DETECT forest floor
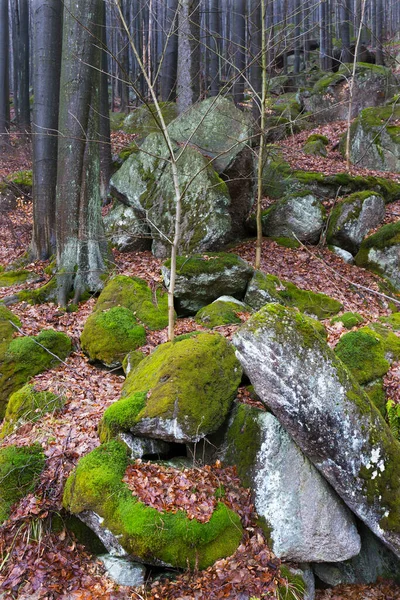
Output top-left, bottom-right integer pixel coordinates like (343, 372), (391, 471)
(0, 124), (400, 599)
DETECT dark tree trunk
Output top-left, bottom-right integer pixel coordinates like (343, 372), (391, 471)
(12, 0), (30, 130)
(56, 0), (109, 306)
(250, 0), (262, 122)
(293, 0), (301, 74)
(31, 0), (62, 260)
(340, 0), (352, 63)
(177, 0), (200, 114)
(209, 0), (220, 96)
(161, 0), (179, 101)
(232, 0), (246, 105)
(99, 0), (111, 204)
(0, 0), (9, 150)
(375, 0), (384, 64)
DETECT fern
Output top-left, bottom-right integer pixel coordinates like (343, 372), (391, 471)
(386, 399), (400, 439)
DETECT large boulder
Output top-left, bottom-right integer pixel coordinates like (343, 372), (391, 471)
(260, 192), (326, 244)
(123, 102), (178, 140)
(194, 297), (249, 328)
(162, 253), (254, 315)
(345, 103), (400, 171)
(99, 332), (242, 444)
(233, 303), (400, 559)
(223, 403), (361, 562)
(326, 191), (386, 254)
(63, 441), (243, 569)
(355, 222), (400, 290)
(103, 202), (151, 252)
(303, 64), (398, 124)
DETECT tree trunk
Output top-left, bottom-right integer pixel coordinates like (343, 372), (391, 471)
(250, 0), (262, 123)
(0, 0), (9, 150)
(375, 0), (384, 65)
(161, 0), (179, 101)
(56, 0), (109, 306)
(31, 0), (62, 260)
(232, 0), (246, 105)
(13, 0), (30, 130)
(340, 0), (352, 63)
(177, 0), (200, 114)
(209, 0), (220, 96)
(99, 0), (111, 204)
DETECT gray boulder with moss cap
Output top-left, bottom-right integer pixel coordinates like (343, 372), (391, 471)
(99, 332), (242, 444)
(233, 303), (400, 559)
(261, 193), (326, 244)
(355, 222), (400, 290)
(223, 403), (361, 562)
(162, 253), (253, 315)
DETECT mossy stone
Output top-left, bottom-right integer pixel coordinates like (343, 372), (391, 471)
(0, 269), (31, 288)
(331, 312), (365, 329)
(271, 236), (301, 249)
(122, 350), (145, 376)
(363, 379), (387, 417)
(303, 139), (328, 157)
(355, 222), (400, 289)
(80, 307), (146, 368)
(123, 102), (178, 139)
(0, 329), (72, 420)
(94, 275), (170, 330)
(379, 313), (400, 331)
(63, 441), (243, 569)
(278, 565), (306, 600)
(0, 305), (21, 356)
(0, 384), (65, 438)
(17, 277), (58, 304)
(99, 332), (242, 443)
(334, 326), (400, 385)
(0, 443), (45, 523)
(195, 300), (244, 328)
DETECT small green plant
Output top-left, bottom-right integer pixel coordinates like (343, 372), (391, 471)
(386, 399), (400, 439)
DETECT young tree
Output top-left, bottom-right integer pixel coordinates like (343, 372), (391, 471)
(31, 0), (63, 260)
(0, 0), (9, 150)
(56, 0), (109, 305)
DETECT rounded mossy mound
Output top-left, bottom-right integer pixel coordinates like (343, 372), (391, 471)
(195, 300), (245, 328)
(63, 441), (243, 569)
(94, 275), (170, 331)
(81, 307), (146, 368)
(0, 443), (45, 524)
(0, 305), (21, 356)
(303, 135), (328, 157)
(0, 384), (65, 438)
(355, 222), (400, 290)
(99, 332), (242, 443)
(0, 269), (31, 288)
(122, 350), (146, 376)
(335, 326), (400, 385)
(0, 329), (72, 420)
(331, 312), (365, 329)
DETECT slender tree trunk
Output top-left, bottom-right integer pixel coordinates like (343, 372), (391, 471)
(31, 0), (62, 260)
(341, 0), (352, 63)
(56, 0), (109, 306)
(250, 0), (262, 123)
(293, 0), (301, 74)
(0, 0), (10, 150)
(12, 0), (30, 130)
(232, 0), (246, 105)
(161, 0), (179, 101)
(176, 0), (201, 114)
(99, 0), (111, 204)
(255, 0), (267, 270)
(209, 0), (220, 96)
(375, 0), (384, 64)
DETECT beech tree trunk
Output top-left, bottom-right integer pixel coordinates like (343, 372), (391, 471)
(31, 0), (62, 260)
(177, 0), (200, 114)
(12, 0), (30, 130)
(209, 0), (220, 96)
(232, 0), (246, 105)
(0, 0), (9, 150)
(56, 0), (109, 306)
(161, 0), (179, 101)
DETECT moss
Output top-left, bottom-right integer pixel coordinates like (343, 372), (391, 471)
(6, 170), (32, 188)
(63, 441), (243, 569)
(357, 221), (400, 252)
(17, 278), (58, 304)
(0, 305), (21, 356)
(122, 350), (145, 375)
(0, 444), (45, 523)
(0, 384), (65, 438)
(0, 269), (31, 288)
(261, 146), (292, 199)
(195, 301), (244, 328)
(278, 565), (306, 600)
(0, 329), (72, 420)
(224, 403), (263, 488)
(363, 379), (387, 417)
(100, 332), (242, 442)
(51, 512), (107, 555)
(81, 307), (146, 367)
(99, 392), (147, 441)
(109, 111), (126, 131)
(312, 71), (346, 94)
(271, 236), (301, 249)
(95, 275), (170, 331)
(379, 313), (400, 331)
(164, 253), (246, 278)
(303, 139), (328, 157)
(306, 134), (329, 145)
(331, 312), (365, 329)
(123, 102), (178, 138)
(335, 326), (400, 385)
(327, 191), (383, 245)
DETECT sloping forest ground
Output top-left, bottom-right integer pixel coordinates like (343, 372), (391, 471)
(0, 121), (400, 599)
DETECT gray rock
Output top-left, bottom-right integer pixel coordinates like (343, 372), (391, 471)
(99, 554), (146, 587)
(223, 404), (361, 562)
(330, 246), (354, 264)
(213, 296), (247, 307)
(262, 193), (326, 244)
(244, 270), (284, 310)
(327, 192), (385, 254)
(78, 511), (127, 556)
(355, 222), (400, 290)
(233, 303), (400, 559)
(103, 203), (151, 252)
(118, 433), (172, 459)
(314, 522), (400, 585)
(162, 252), (254, 315)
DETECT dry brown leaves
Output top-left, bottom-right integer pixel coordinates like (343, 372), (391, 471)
(315, 579), (400, 600)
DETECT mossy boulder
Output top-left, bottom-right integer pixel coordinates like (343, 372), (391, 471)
(123, 102), (178, 140)
(303, 134), (329, 157)
(345, 102), (400, 171)
(195, 297), (249, 328)
(80, 307), (146, 368)
(162, 253), (254, 315)
(103, 203), (151, 252)
(94, 275), (170, 330)
(0, 329), (72, 420)
(233, 303), (400, 559)
(122, 350), (145, 376)
(244, 270), (342, 319)
(99, 332), (242, 443)
(0, 384), (65, 438)
(0, 443), (45, 523)
(327, 191), (385, 254)
(63, 441), (243, 568)
(355, 222), (400, 290)
(304, 63), (398, 123)
(0, 305), (21, 356)
(260, 192), (326, 244)
(334, 326), (400, 385)
(0, 269), (32, 288)
(331, 312), (365, 329)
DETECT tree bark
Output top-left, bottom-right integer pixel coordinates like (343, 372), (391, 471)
(12, 0), (30, 130)
(249, 0), (262, 123)
(232, 0), (246, 105)
(340, 0), (352, 63)
(31, 0), (62, 260)
(209, 0), (220, 96)
(161, 0), (179, 101)
(0, 0), (10, 150)
(56, 0), (109, 306)
(176, 0), (200, 114)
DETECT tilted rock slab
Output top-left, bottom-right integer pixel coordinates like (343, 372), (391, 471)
(224, 403), (361, 562)
(233, 303), (400, 558)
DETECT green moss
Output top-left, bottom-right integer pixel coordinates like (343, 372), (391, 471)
(357, 221), (400, 252)
(17, 278), (57, 304)
(335, 326), (400, 385)
(100, 332), (242, 442)
(164, 253), (246, 278)
(0, 444), (45, 523)
(271, 237), (301, 249)
(306, 134), (329, 145)
(99, 392), (147, 441)
(95, 275), (170, 331)
(51, 512), (107, 555)
(195, 301), (244, 328)
(81, 307), (146, 367)
(0, 305), (21, 356)
(0, 384), (65, 438)
(312, 71), (346, 94)
(278, 565), (306, 600)
(0, 269), (31, 288)
(363, 379), (387, 417)
(123, 102), (178, 139)
(0, 329), (72, 420)
(224, 403), (263, 488)
(303, 139), (328, 157)
(122, 350), (145, 375)
(109, 111), (126, 132)
(331, 312), (365, 329)
(63, 441), (243, 569)
(6, 170), (32, 188)
(379, 313), (400, 331)
(261, 146), (292, 199)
